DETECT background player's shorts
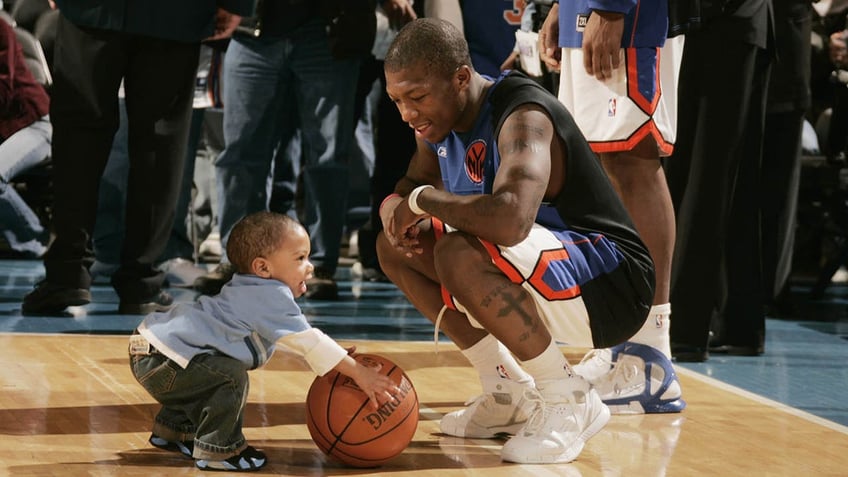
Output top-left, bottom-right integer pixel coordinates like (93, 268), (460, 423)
(437, 221), (646, 348)
(557, 36), (684, 156)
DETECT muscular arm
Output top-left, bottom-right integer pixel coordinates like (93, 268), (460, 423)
(412, 104), (555, 246)
(381, 138), (442, 247)
(393, 138), (444, 196)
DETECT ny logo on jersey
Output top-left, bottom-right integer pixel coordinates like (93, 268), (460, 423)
(465, 140), (486, 184)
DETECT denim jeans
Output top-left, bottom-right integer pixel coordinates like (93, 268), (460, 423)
(130, 351), (250, 461)
(217, 18), (359, 274)
(0, 116), (51, 257)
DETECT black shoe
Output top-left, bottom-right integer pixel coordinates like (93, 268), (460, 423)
(149, 434), (193, 458)
(195, 446), (266, 472)
(708, 342), (763, 356)
(305, 270), (339, 300)
(671, 343), (709, 363)
(21, 281), (91, 316)
(193, 263), (236, 295)
(118, 290), (174, 315)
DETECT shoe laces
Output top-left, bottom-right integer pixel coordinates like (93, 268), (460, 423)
(519, 388), (549, 436)
(574, 348), (614, 382)
(463, 393), (490, 408)
(596, 356), (641, 395)
(433, 305), (449, 353)
(579, 348), (613, 369)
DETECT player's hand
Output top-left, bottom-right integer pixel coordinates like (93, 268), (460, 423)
(395, 221), (425, 258)
(205, 8), (241, 41)
(582, 10), (624, 81)
(379, 194), (405, 246)
(538, 3), (561, 72)
(389, 200), (427, 258)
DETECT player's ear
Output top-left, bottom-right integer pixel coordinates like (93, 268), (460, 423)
(454, 64), (472, 89)
(251, 257), (271, 278)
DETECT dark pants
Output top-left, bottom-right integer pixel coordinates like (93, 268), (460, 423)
(45, 15), (199, 301)
(665, 19), (772, 350)
(354, 57), (416, 271)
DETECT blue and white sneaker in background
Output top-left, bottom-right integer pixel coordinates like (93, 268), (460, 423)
(573, 342), (686, 415)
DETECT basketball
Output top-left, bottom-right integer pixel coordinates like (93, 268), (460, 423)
(305, 353), (419, 468)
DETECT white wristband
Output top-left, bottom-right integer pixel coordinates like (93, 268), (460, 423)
(407, 185), (434, 215)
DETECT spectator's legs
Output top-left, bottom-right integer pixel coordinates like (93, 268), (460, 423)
(112, 37), (198, 302)
(0, 117), (51, 256)
(44, 17), (125, 290)
(215, 36), (286, 260)
(291, 19), (359, 277)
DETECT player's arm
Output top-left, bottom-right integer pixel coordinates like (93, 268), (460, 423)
(393, 137), (444, 196)
(380, 137), (443, 247)
(410, 104), (553, 246)
(583, 0), (632, 80)
(538, 2), (561, 71)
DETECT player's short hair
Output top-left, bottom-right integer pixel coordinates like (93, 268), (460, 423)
(226, 212), (303, 274)
(384, 18), (473, 79)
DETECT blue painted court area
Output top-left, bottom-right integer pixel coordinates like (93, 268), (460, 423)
(2, 259), (847, 427)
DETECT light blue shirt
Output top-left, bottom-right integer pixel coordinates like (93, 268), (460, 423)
(138, 274), (339, 371)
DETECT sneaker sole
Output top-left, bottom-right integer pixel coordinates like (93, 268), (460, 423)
(149, 436), (193, 458)
(501, 404), (611, 464)
(607, 397), (687, 415)
(440, 420), (525, 439)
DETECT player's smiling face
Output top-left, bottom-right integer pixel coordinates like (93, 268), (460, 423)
(385, 61), (464, 143)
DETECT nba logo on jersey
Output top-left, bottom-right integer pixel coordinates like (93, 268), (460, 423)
(608, 98), (617, 117)
(438, 146), (447, 157)
(465, 140), (486, 184)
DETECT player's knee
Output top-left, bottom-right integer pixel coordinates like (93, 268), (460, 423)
(432, 233), (484, 286)
(375, 231), (403, 274)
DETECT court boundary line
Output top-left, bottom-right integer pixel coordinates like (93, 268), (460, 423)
(675, 365), (848, 434)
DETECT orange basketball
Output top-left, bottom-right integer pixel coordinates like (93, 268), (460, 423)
(305, 353), (419, 468)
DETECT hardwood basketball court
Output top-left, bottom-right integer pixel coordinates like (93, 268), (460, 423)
(2, 334), (846, 476)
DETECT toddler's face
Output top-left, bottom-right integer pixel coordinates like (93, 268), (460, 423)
(264, 227), (313, 297)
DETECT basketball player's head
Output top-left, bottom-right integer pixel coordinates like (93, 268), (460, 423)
(384, 18), (477, 143)
(384, 18), (472, 81)
(227, 212), (313, 296)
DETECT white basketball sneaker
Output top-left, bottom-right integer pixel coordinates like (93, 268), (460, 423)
(440, 380), (535, 438)
(572, 347), (615, 382)
(575, 342), (686, 415)
(501, 377), (610, 464)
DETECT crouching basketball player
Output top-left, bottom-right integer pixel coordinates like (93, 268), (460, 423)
(377, 19), (681, 464)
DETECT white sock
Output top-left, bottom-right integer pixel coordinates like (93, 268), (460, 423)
(520, 339), (592, 401)
(628, 303), (672, 359)
(462, 334), (534, 392)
